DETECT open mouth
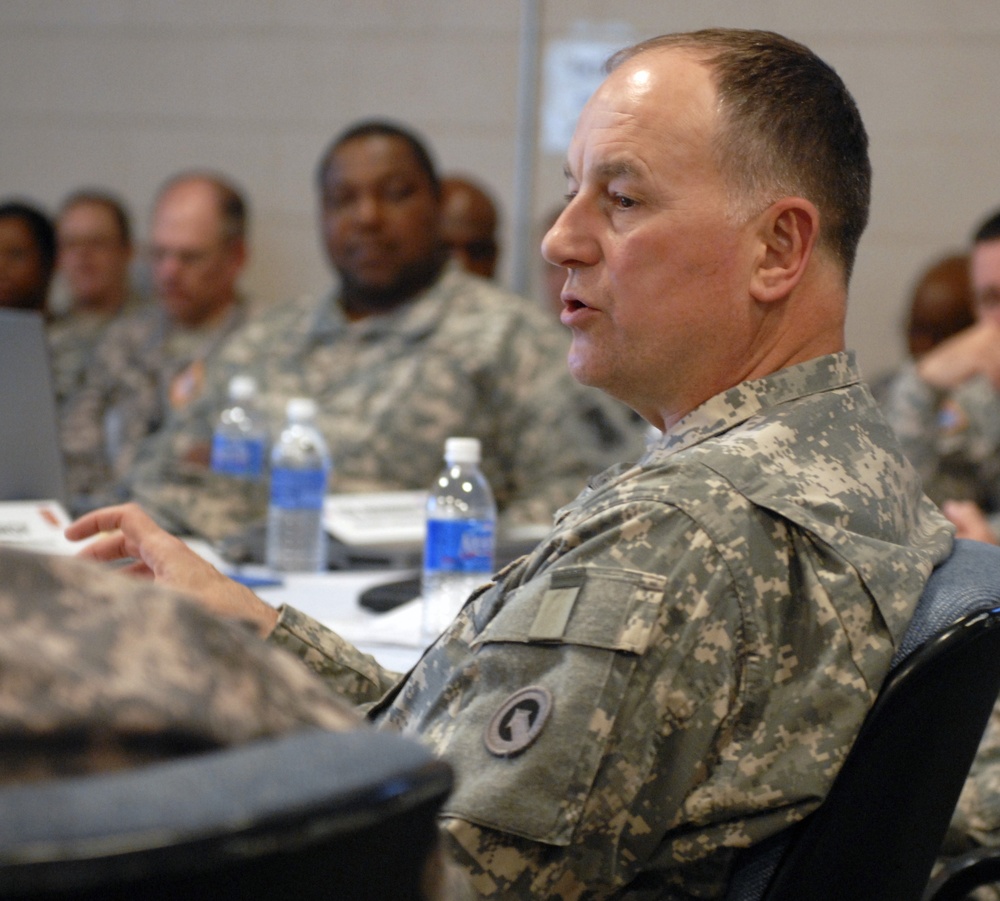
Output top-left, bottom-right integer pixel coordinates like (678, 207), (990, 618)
(560, 295), (598, 328)
(561, 289), (594, 312)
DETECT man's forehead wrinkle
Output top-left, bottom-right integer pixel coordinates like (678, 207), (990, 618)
(570, 139), (652, 187)
(573, 110), (656, 178)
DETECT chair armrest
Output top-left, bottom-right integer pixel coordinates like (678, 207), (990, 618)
(923, 847), (1000, 901)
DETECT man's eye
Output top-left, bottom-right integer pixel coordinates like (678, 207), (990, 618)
(614, 194), (637, 209)
(324, 193), (352, 210)
(383, 182), (416, 203)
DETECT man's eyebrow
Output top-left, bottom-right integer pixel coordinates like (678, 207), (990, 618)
(596, 159), (642, 181)
(562, 159), (642, 182)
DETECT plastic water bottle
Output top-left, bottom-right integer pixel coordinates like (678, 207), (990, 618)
(210, 374), (268, 480)
(266, 397), (331, 572)
(422, 437), (497, 640)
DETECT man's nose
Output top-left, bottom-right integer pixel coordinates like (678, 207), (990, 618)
(352, 194), (383, 226)
(541, 201), (593, 270)
(540, 210), (568, 267)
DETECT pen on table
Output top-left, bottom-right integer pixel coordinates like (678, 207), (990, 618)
(226, 571), (285, 589)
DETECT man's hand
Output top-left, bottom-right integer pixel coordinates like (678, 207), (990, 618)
(65, 503), (280, 637)
(916, 321), (1000, 390)
(942, 499), (1000, 545)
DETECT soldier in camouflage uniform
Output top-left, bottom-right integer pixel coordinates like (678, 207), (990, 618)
(60, 172), (251, 514)
(48, 190), (146, 414)
(69, 29), (954, 900)
(882, 210), (1000, 528)
(123, 123), (647, 542)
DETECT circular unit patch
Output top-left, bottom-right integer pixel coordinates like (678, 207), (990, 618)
(483, 686), (553, 758)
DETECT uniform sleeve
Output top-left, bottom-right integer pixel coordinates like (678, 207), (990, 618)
(383, 502), (750, 898)
(59, 324), (123, 502)
(125, 302), (308, 541)
(61, 312), (169, 511)
(268, 604), (403, 705)
(126, 384), (270, 543)
(882, 363), (1000, 508)
(880, 362), (948, 493)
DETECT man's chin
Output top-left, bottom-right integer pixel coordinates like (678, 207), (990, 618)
(162, 298), (216, 329)
(566, 353), (603, 390)
(339, 258), (445, 315)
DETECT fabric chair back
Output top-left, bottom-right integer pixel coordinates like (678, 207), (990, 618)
(725, 538), (1000, 901)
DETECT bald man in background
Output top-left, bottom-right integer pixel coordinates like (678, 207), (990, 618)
(60, 172), (251, 512)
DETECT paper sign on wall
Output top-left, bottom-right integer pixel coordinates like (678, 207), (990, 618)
(540, 21), (638, 155)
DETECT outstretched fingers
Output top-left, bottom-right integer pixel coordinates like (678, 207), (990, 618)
(66, 503), (177, 576)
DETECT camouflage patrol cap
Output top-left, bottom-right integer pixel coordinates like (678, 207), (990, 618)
(0, 547), (363, 783)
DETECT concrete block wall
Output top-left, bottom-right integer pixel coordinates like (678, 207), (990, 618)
(2, 0), (999, 383)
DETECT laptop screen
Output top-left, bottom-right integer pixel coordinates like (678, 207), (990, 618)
(0, 310), (67, 503)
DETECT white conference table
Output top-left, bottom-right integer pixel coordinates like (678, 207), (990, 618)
(242, 567), (428, 674)
(0, 508), (429, 674)
(185, 538), (430, 673)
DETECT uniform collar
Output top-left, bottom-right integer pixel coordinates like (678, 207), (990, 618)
(649, 352), (861, 460)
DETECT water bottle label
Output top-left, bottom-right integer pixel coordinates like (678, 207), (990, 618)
(211, 434), (266, 479)
(424, 519), (495, 573)
(269, 466), (327, 510)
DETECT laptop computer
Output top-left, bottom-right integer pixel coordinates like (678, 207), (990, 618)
(0, 309), (67, 504)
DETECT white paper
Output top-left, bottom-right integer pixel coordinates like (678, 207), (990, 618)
(322, 490), (428, 548)
(0, 500), (78, 555)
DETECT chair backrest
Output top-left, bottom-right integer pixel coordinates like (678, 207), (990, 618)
(726, 538), (1000, 901)
(0, 727), (453, 900)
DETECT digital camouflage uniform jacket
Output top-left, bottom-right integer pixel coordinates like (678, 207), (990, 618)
(60, 299), (248, 511)
(881, 362), (1000, 520)
(126, 264), (647, 541)
(0, 546), (363, 784)
(269, 352), (952, 900)
(46, 290), (147, 415)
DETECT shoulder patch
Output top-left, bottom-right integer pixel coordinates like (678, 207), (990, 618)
(483, 686), (553, 758)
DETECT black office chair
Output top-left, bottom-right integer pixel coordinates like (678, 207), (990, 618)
(725, 538), (1000, 901)
(0, 727), (453, 900)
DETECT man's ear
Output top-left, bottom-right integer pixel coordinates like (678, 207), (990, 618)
(228, 237), (248, 274)
(749, 198), (820, 303)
